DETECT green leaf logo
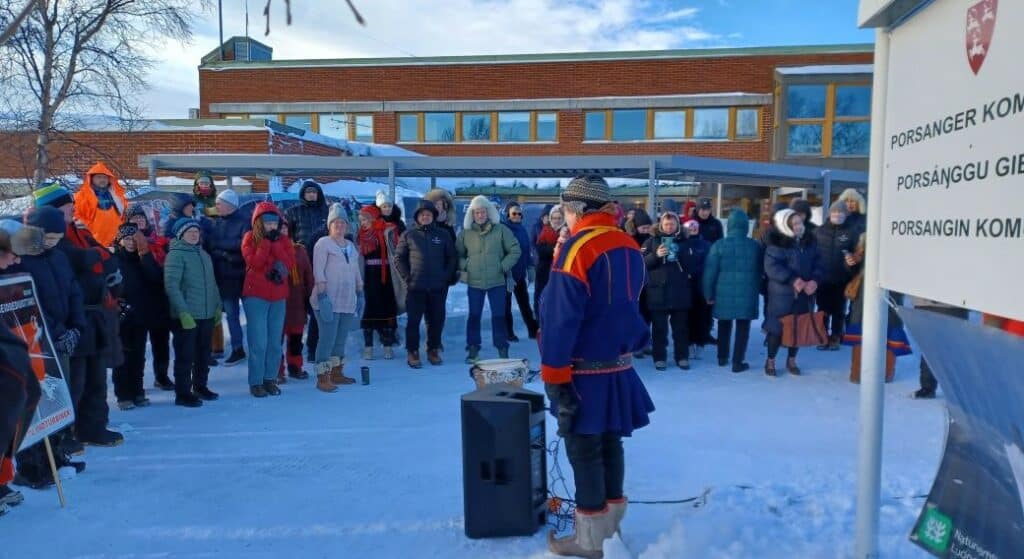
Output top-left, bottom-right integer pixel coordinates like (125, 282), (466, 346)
(917, 506), (953, 553)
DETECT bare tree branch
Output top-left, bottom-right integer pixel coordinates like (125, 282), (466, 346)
(262, 0), (364, 36)
(0, 0), (36, 46)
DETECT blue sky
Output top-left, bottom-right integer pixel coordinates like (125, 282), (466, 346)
(142, 0), (874, 118)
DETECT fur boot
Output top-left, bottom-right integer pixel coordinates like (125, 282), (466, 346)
(315, 362), (337, 393)
(330, 356), (356, 385)
(548, 508), (614, 558)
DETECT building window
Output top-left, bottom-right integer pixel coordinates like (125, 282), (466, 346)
(653, 110), (685, 139)
(784, 82), (870, 157)
(693, 108), (729, 139)
(536, 112), (557, 141)
(424, 113), (456, 142)
(584, 111), (606, 141)
(283, 113), (312, 131)
(354, 114), (374, 142)
(611, 109), (646, 141)
(248, 113), (278, 122)
(736, 108), (759, 139)
(498, 112), (530, 142)
(223, 114), (245, 120)
(319, 114), (350, 139)
(398, 114), (419, 142)
(462, 113), (492, 141)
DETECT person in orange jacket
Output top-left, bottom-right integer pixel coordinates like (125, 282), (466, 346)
(74, 161), (128, 247)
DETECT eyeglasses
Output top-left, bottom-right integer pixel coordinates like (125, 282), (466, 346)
(509, 212), (522, 217)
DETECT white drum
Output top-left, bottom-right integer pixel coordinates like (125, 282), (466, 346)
(469, 358), (529, 390)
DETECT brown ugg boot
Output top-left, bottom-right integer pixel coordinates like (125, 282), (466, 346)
(316, 362), (337, 393)
(548, 508), (612, 558)
(607, 497), (628, 537)
(330, 357), (356, 385)
(407, 350), (422, 369)
(427, 348), (442, 366)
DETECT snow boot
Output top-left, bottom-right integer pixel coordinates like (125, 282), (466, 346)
(176, 393), (203, 407)
(828, 335), (842, 351)
(0, 484), (24, 507)
(507, 332), (520, 343)
(362, 346), (374, 360)
(276, 372), (287, 385)
(262, 381), (282, 396)
(427, 348), (442, 366)
(250, 384), (268, 398)
(383, 346), (394, 360)
(80, 429), (124, 447)
(732, 362), (750, 373)
(677, 359), (690, 370)
(548, 508), (613, 558)
(654, 361), (667, 371)
(134, 396), (151, 407)
(465, 346), (481, 364)
(607, 497), (628, 536)
(315, 362), (337, 393)
(765, 358), (777, 377)
(786, 357), (801, 376)
(224, 348), (246, 367)
(718, 358), (729, 367)
(195, 386), (219, 401)
(153, 376), (175, 391)
(407, 350), (423, 369)
(287, 364), (309, 380)
(330, 357), (356, 385)
(117, 399), (135, 411)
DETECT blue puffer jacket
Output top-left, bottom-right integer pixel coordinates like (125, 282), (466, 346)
(205, 209), (251, 299)
(763, 228), (824, 336)
(501, 218), (532, 281)
(702, 210), (763, 321)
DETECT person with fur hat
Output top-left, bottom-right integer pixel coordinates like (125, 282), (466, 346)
(455, 195), (522, 363)
(423, 188), (457, 244)
(502, 201), (539, 342)
(164, 217), (222, 407)
(541, 175), (654, 558)
(310, 203), (364, 391)
(762, 208), (824, 376)
(838, 188), (867, 236)
(789, 198), (818, 239)
(241, 202), (296, 398)
(72, 162), (128, 247)
(641, 211), (697, 370)
(394, 199), (457, 368)
(375, 190), (406, 236)
(123, 204), (174, 390)
(694, 198), (724, 244)
(275, 219), (314, 383)
(702, 209), (763, 373)
(206, 189), (251, 367)
(285, 180), (331, 361)
(813, 200), (858, 350)
(193, 172), (218, 218)
(534, 205), (564, 316)
(356, 204), (399, 360)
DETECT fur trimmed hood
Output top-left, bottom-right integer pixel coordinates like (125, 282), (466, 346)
(464, 195), (500, 229)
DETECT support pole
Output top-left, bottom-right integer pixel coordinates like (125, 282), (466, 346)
(388, 160), (397, 206)
(855, 27), (891, 559)
(226, 175), (233, 189)
(218, 0), (225, 61)
(822, 171), (833, 210)
(43, 436), (67, 508)
(148, 158), (157, 190)
(647, 160), (657, 215)
(716, 183), (724, 218)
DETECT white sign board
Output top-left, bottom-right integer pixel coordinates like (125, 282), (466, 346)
(879, 0), (1024, 320)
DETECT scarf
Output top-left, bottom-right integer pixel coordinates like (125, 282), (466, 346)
(357, 219), (396, 283)
(537, 224), (560, 246)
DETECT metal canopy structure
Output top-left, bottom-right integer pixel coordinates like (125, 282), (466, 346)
(140, 153), (867, 209)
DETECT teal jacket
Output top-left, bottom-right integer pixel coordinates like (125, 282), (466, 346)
(164, 239), (221, 320)
(701, 210), (763, 321)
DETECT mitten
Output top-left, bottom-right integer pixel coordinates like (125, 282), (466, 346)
(179, 312), (196, 330)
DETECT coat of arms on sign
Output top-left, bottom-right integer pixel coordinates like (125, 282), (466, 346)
(966, 0), (997, 75)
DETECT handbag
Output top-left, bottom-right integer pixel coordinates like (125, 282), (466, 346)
(383, 229), (407, 315)
(780, 296), (828, 348)
(844, 272), (863, 301)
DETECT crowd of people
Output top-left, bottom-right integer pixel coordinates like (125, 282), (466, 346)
(3, 162), (1021, 521)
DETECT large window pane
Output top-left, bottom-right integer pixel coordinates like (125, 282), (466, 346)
(584, 111), (606, 141)
(786, 85), (827, 119)
(284, 113), (312, 131)
(787, 124), (823, 155)
(536, 112), (557, 141)
(424, 113), (455, 142)
(612, 109), (646, 141)
(832, 121), (871, 155)
(653, 110), (685, 139)
(736, 108), (759, 138)
(462, 113), (491, 141)
(497, 112), (530, 142)
(354, 115), (373, 142)
(249, 113), (277, 122)
(398, 114), (419, 142)
(319, 113), (349, 138)
(835, 85), (871, 117)
(693, 108), (728, 139)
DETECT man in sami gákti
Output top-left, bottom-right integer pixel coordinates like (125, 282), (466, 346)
(540, 175), (655, 558)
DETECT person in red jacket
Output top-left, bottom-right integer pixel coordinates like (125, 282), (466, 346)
(242, 202), (296, 398)
(276, 219), (313, 384)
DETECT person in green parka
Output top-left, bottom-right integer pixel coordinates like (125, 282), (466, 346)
(701, 209), (763, 373)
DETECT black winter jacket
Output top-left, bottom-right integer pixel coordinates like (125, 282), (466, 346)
(814, 220), (858, 285)
(694, 214), (724, 244)
(205, 209), (251, 300)
(115, 248), (171, 327)
(284, 183), (329, 260)
(383, 205), (407, 236)
(8, 250), (86, 341)
(641, 227), (702, 311)
(394, 223), (457, 291)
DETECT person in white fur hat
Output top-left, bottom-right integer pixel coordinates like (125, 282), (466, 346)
(375, 190), (406, 235)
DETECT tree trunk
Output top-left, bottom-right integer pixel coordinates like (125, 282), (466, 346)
(33, 120), (51, 187)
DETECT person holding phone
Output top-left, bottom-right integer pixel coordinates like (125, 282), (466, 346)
(641, 212), (693, 370)
(813, 200), (858, 351)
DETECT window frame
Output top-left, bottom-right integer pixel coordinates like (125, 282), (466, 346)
(784, 81), (870, 158)
(583, 106), (761, 142)
(496, 111), (532, 143)
(534, 111), (558, 142)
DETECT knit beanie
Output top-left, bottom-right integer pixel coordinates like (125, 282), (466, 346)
(194, 172), (214, 187)
(773, 209), (798, 238)
(115, 223), (139, 244)
(173, 217), (201, 239)
(829, 199), (849, 215)
(25, 206), (67, 234)
(34, 183), (74, 209)
(683, 219), (700, 232)
(562, 175), (611, 212)
(375, 190), (393, 207)
(216, 189), (240, 209)
(126, 203), (147, 220)
(413, 199), (438, 221)
(328, 203), (346, 227)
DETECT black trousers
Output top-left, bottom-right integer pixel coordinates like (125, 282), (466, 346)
(363, 327), (397, 347)
(651, 309), (689, 362)
(149, 326), (171, 380)
(172, 318), (214, 397)
(2, 354), (41, 470)
(766, 334), (798, 360)
(113, 324), (148, 401)
(69, 354), (110, 439)
(717, 319), (751, 365)
(817, 283), (848, 338)
(534, 266), (550, 315)
(305, 311), (319, 360)
(918, 306), (970, 392)
(406, 288), (447, 352)
(505, 278), (538, 337)
(565, 433), (625, 513)
(688, 295), (714, 346)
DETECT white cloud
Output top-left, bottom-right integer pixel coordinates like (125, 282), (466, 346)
(136, 0), (729, 118)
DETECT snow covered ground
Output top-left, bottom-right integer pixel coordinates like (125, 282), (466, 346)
(4, 290), (944, 558)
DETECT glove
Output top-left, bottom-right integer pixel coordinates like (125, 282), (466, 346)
(55, 328), (80, 356)
(265, 229), (281, 241)
(118, 300), (132, 321)
(213, 307), (222, 327)
(179, 312), (196, 330)
(133, 231), (150, 255)
(527, 267), (536, 285)
(544, 382), (579, 438)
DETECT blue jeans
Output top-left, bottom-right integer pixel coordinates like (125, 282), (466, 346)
(466, 285), (508, 350)
(314, 311), (357, 364)
(222, 297), (244, 352)
(243, 297), (286, 386)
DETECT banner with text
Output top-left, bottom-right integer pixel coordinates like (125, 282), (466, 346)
(880, 0), (1024, 320)
(0, 274), (75, 451)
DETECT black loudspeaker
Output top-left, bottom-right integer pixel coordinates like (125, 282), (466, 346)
(461, 383), (547, 539)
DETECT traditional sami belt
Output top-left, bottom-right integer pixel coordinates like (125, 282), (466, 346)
(365, 258), (384, 265)
(571, 354), (633, 375)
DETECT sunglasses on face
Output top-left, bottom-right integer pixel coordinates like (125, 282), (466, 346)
(509, 212), (522, 217)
